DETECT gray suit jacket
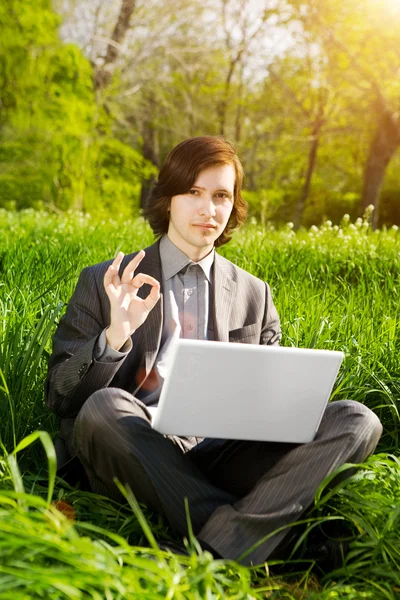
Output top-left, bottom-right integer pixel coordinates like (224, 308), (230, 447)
(46, 240), (281, 445)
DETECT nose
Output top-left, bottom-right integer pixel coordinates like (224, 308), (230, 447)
(198, 195), (216, 218)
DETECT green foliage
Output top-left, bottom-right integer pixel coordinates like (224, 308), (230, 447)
(2, 0), (400, 225)
(1, 421), (400, 597)
(0, 0), (155, 215)
(83, 138), (157, 215)
(243, 189), (288, 225)
(309, 454), (400, 597)
(0, 428), (400, 599)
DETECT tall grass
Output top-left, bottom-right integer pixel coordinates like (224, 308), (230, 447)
(1, 432), (400, 599)
(0, 209), (399, 598)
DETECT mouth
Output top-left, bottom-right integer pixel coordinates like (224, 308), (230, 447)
(192, 223), (217, 230)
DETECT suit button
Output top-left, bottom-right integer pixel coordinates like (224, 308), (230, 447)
(78, 363), (88, 378)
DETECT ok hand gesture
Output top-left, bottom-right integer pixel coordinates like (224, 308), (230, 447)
(103, 250), (160, 350)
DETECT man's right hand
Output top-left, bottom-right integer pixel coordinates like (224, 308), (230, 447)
(103, 250), (160, 351)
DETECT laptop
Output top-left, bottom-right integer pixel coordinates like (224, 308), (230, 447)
(151, 339), (344, 444)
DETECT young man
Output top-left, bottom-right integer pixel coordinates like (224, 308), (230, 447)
(46, 136), (382, 565)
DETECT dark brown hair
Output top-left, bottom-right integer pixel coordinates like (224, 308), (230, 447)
(142, 136), (247, 247)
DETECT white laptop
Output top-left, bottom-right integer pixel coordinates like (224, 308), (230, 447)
(151, 339), (344, 444)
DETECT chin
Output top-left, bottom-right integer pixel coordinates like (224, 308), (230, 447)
(198, 237), (218, 248)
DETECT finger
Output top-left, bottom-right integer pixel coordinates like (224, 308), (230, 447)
(120, 250), (145, 284)
(129, 273), (160, 293)
(104, 252), (124, 289)
(144, 281), (161, 310)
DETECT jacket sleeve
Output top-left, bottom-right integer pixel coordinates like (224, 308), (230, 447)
(45, 266), (128, 418)
(260, 282), (282, 346)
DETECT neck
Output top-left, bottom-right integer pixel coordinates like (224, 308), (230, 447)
(166, 235), (214, 262)
(188, 247), (214, 262)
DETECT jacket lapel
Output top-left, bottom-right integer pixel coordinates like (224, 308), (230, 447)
(213, 253), (236, 341)
(130, 241), (163, 391)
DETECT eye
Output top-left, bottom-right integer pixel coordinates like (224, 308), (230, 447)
(215, 192), (232, 201)
(189, 189), (199, 195)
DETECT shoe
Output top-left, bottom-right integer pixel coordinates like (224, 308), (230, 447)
(268, 521), (352, 574)
(302, 522), (351, 573)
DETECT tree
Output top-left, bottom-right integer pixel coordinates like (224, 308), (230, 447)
(0, 0), (94, 209)
(94, 0), (137, 91)
(0, 0), (154, 213)
(58, 0), (226, 205)
(268, 57), (333, 229)
(216, 0), (290, 137)
(289, 0), (400, 228)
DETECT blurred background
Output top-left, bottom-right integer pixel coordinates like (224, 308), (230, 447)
(1, 0), (399, 228)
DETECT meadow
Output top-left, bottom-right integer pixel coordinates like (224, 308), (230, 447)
(0, 209), (399, 599)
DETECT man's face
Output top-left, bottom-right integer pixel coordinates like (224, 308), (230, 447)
(167, 163), (235, 261)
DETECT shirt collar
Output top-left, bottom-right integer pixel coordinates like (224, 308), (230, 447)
(160, 235), (214, 282)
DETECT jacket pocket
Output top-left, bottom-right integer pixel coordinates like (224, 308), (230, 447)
(229, 322), (261, 343)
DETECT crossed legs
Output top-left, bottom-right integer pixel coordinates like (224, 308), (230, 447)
(73, 388), (382, 565)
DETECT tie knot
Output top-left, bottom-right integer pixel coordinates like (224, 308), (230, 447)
(180, 262), (200, 276)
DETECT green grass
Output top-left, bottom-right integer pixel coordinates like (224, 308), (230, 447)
(0, 209), (399, 598)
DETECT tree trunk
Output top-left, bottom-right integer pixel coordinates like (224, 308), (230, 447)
(293, 119), (322, 229)
(361, 108), (400, 229)
(234, 62), (244, 142)
(140, 177), (156, 211)
(95, 0), (137, 91)
(218, 51), (243, 135)
(139, 124), (159, 210)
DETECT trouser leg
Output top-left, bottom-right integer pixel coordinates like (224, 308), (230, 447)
(196, 400), (382, 565)
(72, 388), (236, 534)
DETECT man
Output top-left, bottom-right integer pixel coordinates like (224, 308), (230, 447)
(46, 136), (382, 566)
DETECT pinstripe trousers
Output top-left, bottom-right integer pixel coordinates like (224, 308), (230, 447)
(72, 388), (382, 565)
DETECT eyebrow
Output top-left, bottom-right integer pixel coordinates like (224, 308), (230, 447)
(191, 185), (233, 197)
